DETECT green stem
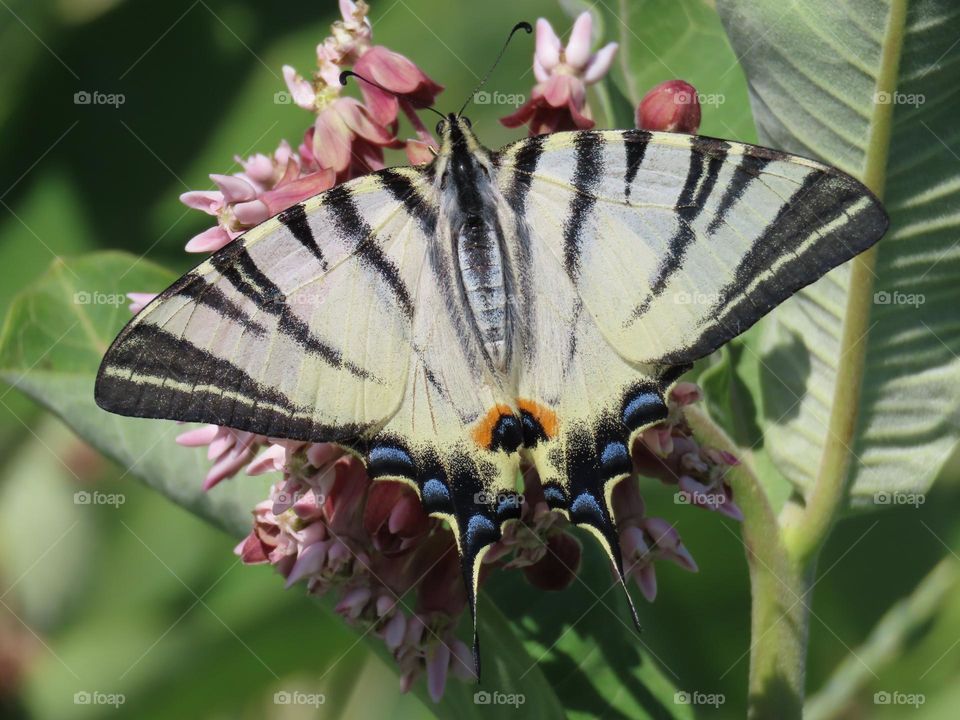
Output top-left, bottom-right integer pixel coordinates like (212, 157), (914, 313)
(781, 0), (907, 566)
(805, 557), (960, 720)
(686, 407), (808, 719)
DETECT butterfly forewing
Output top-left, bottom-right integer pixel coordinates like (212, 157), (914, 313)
(95, 169), (435, 442)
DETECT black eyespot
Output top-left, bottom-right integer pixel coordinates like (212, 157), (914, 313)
(462, 116), (472, 129)
(436, 119), (446, 135)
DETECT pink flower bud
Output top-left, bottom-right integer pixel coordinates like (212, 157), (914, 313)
(636, 80), (701, 134)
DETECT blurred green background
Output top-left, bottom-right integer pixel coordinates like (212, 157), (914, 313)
(0, 1), (958, 718)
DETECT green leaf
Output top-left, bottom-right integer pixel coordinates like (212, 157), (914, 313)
(0, 252), (273, 537)
(488, 538), (692, 719)
(717, 0), (960, 509)
(595, 0), (757, 141)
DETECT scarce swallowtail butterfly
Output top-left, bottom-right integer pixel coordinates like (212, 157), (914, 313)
(95, 25), (888, 676)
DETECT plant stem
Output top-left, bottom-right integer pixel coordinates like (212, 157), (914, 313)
(686, 407), (808, 719)
(804, 557), (959, 720)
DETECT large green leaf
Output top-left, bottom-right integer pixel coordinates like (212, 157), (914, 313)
(716, 0), (960, 508)
(0, 252), (271, 537)
(0, 251), (689, 717)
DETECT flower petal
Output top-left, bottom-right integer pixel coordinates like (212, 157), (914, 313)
(179, 190), (222, 214)
(535, 18), (561, 70)
(126, 292), (156, 315)
(583, 42), (618, 84)
(565, 12), (594, 69)
(210, 173), (256, 203)
(184, 225), (232, 253)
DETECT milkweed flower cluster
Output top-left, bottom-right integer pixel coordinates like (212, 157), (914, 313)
(501, 13), (618, 135)
(136, 2), (738, 702)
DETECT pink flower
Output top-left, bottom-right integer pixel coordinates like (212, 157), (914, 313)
(353, 46), (443, 127)
(126, 292), (156, 314)
(613, 479), (698, 601)
(176, 425), (267, 491)
(637, 79), (702, 133)
(501, 13), (617, 135)
(364, 481), (430, 555)
(179, 140), (334, 253)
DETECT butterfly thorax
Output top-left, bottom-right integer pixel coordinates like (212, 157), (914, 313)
(437, 115), (514, 374)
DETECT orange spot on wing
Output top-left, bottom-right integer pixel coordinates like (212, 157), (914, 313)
(472, 404), (514, 448)
(517, 399), (559, 439)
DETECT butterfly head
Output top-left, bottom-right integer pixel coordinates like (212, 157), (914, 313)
(433, 113), (495, 199)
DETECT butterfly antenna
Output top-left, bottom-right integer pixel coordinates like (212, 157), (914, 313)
(458, 21), (532, 116)
(339, 70), (446, 121)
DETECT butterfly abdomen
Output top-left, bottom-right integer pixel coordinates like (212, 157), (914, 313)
(455, 216), (511, 371)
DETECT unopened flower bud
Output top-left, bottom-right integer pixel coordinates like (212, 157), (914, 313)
(636, 80), (701, 134)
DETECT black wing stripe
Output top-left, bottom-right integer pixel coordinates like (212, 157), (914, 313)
(666, 172), (888, 363)
(378, 168), (438, 237)
(95, 325), (370, 442)
(623, 129), (652, 200)
(706, 150), (773, 235)
(278, 203), (328, 271)
(503, 134), (545, 212)
(563, 132), (605, 280)
(209, 246), (378, 382)
(150, 270), (270, 338)
(628, 137), (730, 322)
(325, 183), (415, 318)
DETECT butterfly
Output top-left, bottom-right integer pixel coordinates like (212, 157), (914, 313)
(95, 110), (888, 671)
